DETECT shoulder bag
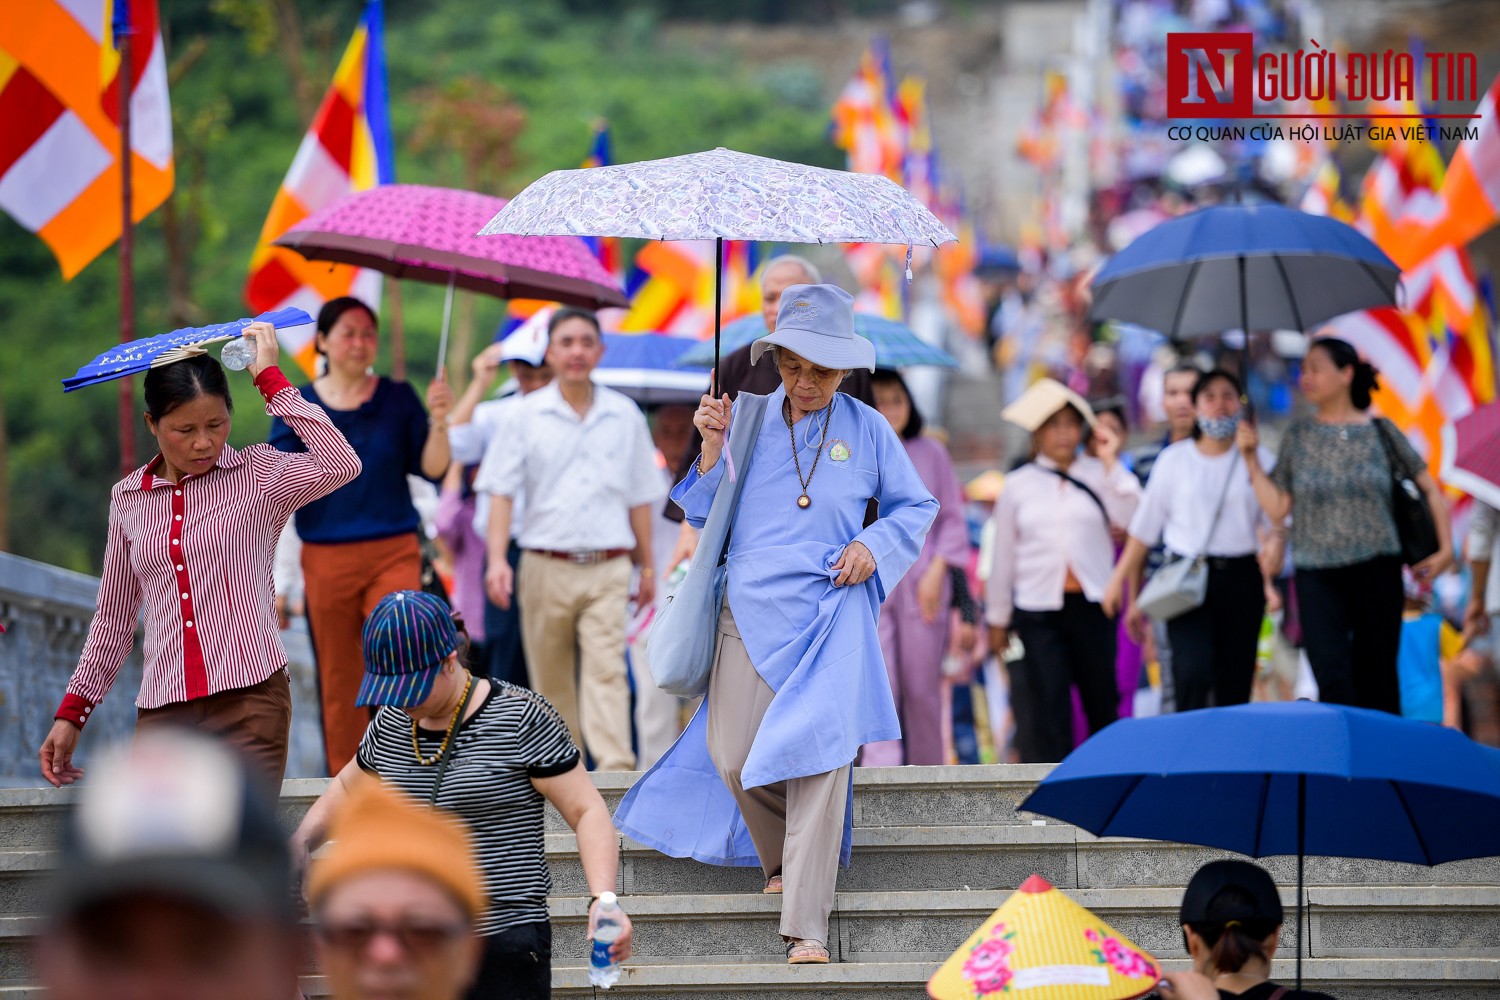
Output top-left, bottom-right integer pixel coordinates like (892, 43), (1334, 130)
(647, 392), (770, 698)
(1137, 452), (1239, 622)
(1373, 418), (1440, 566)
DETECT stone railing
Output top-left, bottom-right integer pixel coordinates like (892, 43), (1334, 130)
(0, 551), (327, 785)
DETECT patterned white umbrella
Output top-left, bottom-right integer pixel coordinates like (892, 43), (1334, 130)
(479, 147), (956, 383)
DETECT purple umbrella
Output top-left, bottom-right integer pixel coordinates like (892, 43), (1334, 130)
(273, 184), (628, 370)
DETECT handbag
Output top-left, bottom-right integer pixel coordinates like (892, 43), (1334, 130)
(1137, 452), (1239, 622)
(1373, 418), (1440, 566)
(648, 392), (770, 698)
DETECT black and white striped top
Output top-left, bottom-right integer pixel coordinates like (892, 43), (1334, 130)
(358, 680), (580, 935)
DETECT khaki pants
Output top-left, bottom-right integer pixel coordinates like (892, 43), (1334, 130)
(706, 601), (850, 945)
(517, 551), (635, 770)
(136, 669), (292, 798)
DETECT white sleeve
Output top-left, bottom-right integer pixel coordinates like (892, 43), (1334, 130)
(474, 406), (524, 499)
(272, 519), (303, 600)
(1127, 461), (1171, 546)
(1471, 503), (1499, 563)
(625, 410), (668, 507)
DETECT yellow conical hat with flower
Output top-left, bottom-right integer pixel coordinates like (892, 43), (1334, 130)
(927, 874), (1160, 1000)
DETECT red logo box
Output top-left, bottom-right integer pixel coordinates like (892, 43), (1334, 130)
(1167, 32), (1253, 119)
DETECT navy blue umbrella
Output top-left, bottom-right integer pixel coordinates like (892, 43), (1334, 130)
(62, 308), (313, 392)
(1088, 204), (1400, 372)
(1020, 701), (1500, 986)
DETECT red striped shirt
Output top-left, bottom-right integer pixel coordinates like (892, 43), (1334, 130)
(57, 368), (362, 725)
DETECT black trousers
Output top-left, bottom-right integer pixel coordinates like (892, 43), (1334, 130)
(1165, 554), (1265, 712)
(468, 919), (551, 1000)
(1008, 594), (1118, 763)
(1293, 555), (1404, 714)
(482, 539), (530, 688)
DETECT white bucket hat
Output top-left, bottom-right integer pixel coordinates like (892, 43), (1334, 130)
(496, 308), (552, 367)
(749, 283), (876, 373)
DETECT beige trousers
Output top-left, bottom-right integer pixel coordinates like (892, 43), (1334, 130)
(517, 551), (635, 770)
(706, 600), (850, 945)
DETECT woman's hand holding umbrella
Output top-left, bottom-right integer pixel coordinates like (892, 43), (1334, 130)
(692, 378), (733, 473)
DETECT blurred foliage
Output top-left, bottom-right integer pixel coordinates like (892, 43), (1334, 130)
(2, 0), (839, 571)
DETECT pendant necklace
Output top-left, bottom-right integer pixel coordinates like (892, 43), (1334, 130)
(785, 396), (834, 509)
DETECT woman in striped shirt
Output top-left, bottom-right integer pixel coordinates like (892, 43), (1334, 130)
(38, 323), (361, 791)
(291, 590), (630, 1000)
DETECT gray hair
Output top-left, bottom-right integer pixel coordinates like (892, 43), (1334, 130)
(762, 254), (822, 285)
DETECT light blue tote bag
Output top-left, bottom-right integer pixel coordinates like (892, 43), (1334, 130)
(648, 392), (769, 698)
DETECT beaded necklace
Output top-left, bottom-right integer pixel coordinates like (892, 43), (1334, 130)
(411, 672), (473, 766)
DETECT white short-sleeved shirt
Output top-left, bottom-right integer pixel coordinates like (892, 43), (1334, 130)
(465, 395), (526, 541)
(478, 381), (665, 551)
(1127, 439), (1277, 558)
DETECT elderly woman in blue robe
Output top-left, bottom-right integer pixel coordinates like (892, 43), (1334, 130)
(614, 284), (938, 965)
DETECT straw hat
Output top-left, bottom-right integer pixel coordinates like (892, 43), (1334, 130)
(1002, 378), (1097, 433)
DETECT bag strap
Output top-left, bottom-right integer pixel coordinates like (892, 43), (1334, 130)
(1038, 464), (1111, 528)
(1371, 417), (1412, 483)
(714, 391), (770, 567)
(1193, 451), (1241, 560)
(427, 678), (477, 807)
(1267, 987), (1290, 1000)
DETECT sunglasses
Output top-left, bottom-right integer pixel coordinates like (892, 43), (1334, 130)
(317, 919), (467, 956)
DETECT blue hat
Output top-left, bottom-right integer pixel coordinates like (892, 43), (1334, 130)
(358, 590), (460, 707)
(749, 283), (876, 373)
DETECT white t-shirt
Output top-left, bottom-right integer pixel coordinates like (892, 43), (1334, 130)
(1127, 439), (1277, 558)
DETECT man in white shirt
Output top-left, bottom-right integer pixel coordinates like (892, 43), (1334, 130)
(454, 315), (553, 688)
(482, 309), (666, 769)
(1466, 501), (1500, 647)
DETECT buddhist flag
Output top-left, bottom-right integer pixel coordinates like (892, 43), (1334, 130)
(1384, 73), (1500, 270)
(0, 0), (174, 279)
(580, 123), (622, 282)
(244, 0), (394, 375)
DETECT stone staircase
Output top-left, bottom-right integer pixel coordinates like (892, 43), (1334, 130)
(2, 765), (1499, 997)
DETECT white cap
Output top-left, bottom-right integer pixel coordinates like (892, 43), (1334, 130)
(497, 308), (553, 367)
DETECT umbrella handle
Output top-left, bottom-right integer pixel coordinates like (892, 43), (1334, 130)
(437, 272), (455, 378)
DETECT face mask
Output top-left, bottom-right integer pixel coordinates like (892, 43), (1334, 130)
(1197, 413), (1240, 440)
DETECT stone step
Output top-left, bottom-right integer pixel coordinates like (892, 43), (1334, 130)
(0, 765), (1057, 851)
(3, 957), (1500, 999)
(7, 883), (1498, 985)
(7, 826), (1499, 920)
(541, 886), (1500, 968)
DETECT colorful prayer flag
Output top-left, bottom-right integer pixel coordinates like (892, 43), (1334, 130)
(243, 0), (394, 375)
(0, 0), (174, 279)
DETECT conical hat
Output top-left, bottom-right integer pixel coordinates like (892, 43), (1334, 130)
(927, 875), (1160, 1000)
(1001, 378), (1097, 433)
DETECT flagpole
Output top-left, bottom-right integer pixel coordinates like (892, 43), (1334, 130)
(115, 0), (136, 477)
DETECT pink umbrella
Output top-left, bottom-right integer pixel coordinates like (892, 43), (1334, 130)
(1441, 401), (1500, 509)
(273, 184), (628, 369)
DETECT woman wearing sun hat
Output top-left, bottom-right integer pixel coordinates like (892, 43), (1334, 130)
(984, 378), (1141, 764)
(614, 283), (938, 965)
(290, 589), (630, 1000)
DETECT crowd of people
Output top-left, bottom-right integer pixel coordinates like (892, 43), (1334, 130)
(29, 247), (1499, 992)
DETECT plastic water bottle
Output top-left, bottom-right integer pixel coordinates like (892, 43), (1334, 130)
(588, 891), (625, 988)
(221, 335), (256, 371)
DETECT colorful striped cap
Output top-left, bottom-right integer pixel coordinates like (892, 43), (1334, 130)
(358, 591), (459, 708)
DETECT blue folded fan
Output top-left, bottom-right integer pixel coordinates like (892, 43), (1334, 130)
(62, 308), (314, 392)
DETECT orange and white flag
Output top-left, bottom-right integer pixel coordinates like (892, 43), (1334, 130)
(0, 0), (174, 279)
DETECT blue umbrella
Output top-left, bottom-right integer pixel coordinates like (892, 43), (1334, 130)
(1087, 204), (1400, 375)
(595, 332), (711, 405)
(62, 308), (313, 392)
(1020, 700), (1500, 986)
(676, 313), (958, 370)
